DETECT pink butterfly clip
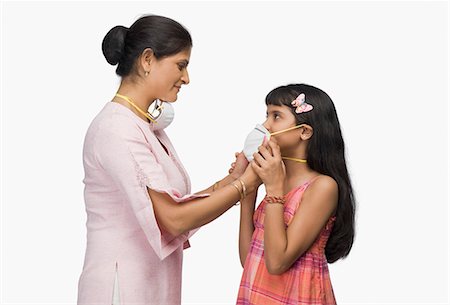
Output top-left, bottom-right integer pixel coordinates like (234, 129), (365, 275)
(291, 93), (313, 114)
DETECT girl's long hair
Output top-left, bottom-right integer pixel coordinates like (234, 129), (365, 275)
(266, 84), (355, 263)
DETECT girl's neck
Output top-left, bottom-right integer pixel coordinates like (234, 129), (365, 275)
(282, 146), (318, 192)
(283, 163), (318, 193)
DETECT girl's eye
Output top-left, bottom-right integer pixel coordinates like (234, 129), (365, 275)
(274, 113), (280, 119)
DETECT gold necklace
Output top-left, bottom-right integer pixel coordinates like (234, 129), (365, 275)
(115, 93), (156, 123)
(281, 157), (307, 163)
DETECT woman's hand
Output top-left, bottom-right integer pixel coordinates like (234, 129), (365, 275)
(229, 151), (249, 179)
(252, 139), (286, 195)
(240, 161), (262, 193)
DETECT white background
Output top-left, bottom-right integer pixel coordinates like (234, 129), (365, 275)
(1, 1), (449, 304)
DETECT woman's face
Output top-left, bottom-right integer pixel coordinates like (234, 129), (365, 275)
(263, 104), (301, 150)
(149, 48), (191, 102)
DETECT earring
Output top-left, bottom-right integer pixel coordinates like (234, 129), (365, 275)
(145, 71), (149, 76)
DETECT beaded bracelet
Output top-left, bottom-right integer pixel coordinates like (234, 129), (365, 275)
(264, 195), (286, 205)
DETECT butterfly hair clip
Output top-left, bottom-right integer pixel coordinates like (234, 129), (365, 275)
(291, 93), (313, 114)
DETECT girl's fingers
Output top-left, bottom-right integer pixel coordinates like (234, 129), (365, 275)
(252, 152), (267, 168)
(258, 145), (273, 160)
(251, 160), (262, 175)
(268, 140), (281, 159)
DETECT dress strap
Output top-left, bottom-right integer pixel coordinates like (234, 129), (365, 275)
(305, 175), (322, 186)
(290, 175), (323, 211)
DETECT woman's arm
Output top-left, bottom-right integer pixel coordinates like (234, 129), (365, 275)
(195, 152), (246, 195)
(263, 176), (338, 275)
(149, 171), (258, 237)
(150, 152), (259, 237)
(238, 188), (258, 267)
(194, 173), (242, 195)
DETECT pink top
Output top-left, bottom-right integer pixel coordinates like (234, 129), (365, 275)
(78, 102), (207, 305)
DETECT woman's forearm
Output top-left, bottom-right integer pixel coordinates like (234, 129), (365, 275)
(149, 175), (257, 236)
(195, 174), (240, 195)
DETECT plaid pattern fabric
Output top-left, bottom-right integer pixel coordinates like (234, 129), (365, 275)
(237, 180), (337, 305)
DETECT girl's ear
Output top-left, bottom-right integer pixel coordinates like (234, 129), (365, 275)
(299, 124), (313, 141)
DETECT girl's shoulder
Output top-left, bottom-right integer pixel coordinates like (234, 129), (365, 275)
(308, 174), (338, 190)
(302, 175), (339, 208)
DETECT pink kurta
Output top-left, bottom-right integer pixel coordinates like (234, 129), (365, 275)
(78, 102), (205, 305)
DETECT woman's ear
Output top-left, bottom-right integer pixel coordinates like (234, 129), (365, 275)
(139, 48), (154, 76)
(299, 125), (313, 141)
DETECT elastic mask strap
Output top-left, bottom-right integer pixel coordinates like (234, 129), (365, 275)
(270, 124), (304, 136)
(115, 93), (156, 123)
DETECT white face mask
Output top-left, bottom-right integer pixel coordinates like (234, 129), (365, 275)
(243, 124), (271, 161)
(242, 123), (305, 161)
(149, 100), (175, 131)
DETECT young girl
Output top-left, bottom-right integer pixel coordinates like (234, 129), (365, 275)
(236, 84), (355, 305)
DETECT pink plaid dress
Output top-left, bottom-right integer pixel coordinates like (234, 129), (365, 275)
(237, 179), (337, 305)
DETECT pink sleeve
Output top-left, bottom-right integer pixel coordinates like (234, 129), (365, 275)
(94, 116), (208, 260)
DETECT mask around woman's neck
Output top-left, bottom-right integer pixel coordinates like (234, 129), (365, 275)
(149, 100), (175, 131)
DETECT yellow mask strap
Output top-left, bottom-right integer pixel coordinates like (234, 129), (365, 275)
(270, 124), (305, 136)
(281, 157), (307, 163)
(115, 93), (156, 123)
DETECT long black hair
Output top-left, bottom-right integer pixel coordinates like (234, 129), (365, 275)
(102, 15), (192, 77)
(266, 83), (355, 263)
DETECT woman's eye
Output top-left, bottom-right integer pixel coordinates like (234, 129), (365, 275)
(274, 114), (280, 119)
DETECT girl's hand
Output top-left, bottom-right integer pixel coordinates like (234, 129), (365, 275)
(229, 151), (249, 179)
(252, 139), (286, 195)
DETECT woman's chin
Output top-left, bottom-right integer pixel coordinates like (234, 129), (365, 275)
(161, 95), (178, 103)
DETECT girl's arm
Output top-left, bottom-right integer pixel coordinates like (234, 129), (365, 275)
(263, 176), (337, 275)
(238, 188), (258, 267)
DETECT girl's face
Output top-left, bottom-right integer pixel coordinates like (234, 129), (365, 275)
(148, 48), (191, 102)
(263, 104), (301, 151)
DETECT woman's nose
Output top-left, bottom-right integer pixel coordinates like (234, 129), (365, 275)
(181, 69), (190, 85)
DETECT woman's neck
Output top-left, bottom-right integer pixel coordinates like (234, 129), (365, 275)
(113, 81), (156, 122)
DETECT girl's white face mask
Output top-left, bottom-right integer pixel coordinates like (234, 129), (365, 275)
(243, 124), (271, 161)
(242, 124), (305, 161)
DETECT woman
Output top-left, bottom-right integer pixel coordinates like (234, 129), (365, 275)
(77, 15), (258, 305)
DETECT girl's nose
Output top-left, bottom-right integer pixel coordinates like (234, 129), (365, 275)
(263, 120), (271, 132)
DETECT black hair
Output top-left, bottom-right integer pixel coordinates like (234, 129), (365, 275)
(102, 15), (192, 77)
(266, 83), (356, 263)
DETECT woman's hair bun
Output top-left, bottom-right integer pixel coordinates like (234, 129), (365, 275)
(102, 25), (129, 65)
